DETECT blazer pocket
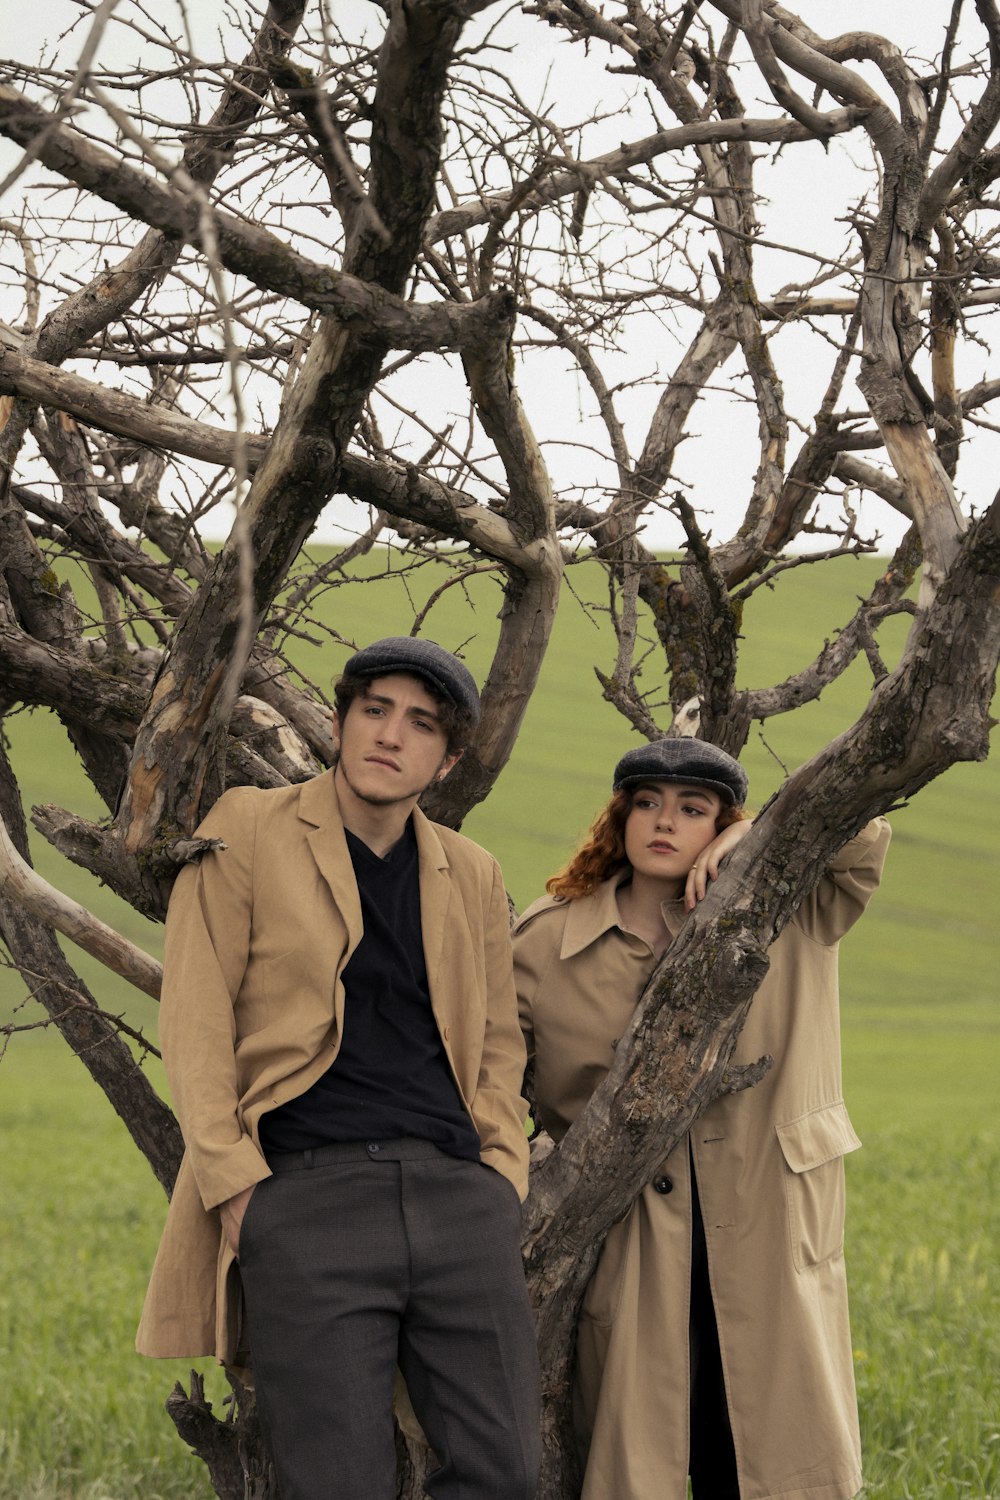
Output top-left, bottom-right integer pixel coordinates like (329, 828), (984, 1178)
(776, 1101), (861, 1272)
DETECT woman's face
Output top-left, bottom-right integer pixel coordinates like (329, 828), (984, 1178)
(623, 780), (724, 890)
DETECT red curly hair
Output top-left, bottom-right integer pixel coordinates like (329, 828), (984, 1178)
(546, 787), (746, 901)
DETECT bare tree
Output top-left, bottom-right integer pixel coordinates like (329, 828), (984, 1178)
(1, 2), (999, 1496)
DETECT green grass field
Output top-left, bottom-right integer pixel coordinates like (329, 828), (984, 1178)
(1, 548), (997, 1498)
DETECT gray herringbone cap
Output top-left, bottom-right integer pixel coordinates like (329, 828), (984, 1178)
(343, 637), (481, 723)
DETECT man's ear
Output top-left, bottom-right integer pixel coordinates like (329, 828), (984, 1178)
(331, 708), (341, 751)
(435, 750), (463, 783)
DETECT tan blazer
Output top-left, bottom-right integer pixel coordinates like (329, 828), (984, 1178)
(136, 770), (529, 1363)
(514, 819), (891, 1500)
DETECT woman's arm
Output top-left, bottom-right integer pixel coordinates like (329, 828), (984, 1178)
(683, 814), (891, 942)
(796, 817), (892, 945)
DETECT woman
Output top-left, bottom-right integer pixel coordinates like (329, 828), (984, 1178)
(513, 739), (890, 1500)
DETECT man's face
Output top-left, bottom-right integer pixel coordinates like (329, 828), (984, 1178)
(333, 673), (461, 809)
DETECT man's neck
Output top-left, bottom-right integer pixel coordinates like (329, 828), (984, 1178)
(334, 766), (416, 858)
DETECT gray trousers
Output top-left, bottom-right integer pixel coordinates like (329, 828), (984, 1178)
(238, 1139), (541, 1500)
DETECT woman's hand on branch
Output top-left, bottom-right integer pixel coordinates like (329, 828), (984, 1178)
(685, 817), (753, 912)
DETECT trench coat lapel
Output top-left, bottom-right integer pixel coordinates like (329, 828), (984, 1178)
(413, 806), (452, 1019)
(296, 770), (364, 959)
(560, 876), (687, 959)
(560, 875), (627, 958)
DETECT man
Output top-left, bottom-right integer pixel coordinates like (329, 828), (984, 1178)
(137, 637), (541, 1500)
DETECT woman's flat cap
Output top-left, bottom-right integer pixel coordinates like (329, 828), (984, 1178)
(613, 738), (748, 807)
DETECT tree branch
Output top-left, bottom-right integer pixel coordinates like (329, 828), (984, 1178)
(0, 738), (181, 1193)
(919, 0), (1000, 236)
(0, 808), (163, 998)
(0, 341), (531, 565)
(743, 525), (921, 718)
(707, 1), (906, 157)
(425, 109), (861, 243)
(739, 0), (847, 139)
(0, 86), (511, 353)
(421, 309), (565, 826)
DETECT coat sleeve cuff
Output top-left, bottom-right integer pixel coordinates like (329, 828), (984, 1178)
(189, 1135), (272, 1212)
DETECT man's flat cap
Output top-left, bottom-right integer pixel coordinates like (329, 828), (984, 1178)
(613, 738), (748, 807)
(342, 637), (481, 722)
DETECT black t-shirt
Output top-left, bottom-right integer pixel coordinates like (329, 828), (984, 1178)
(259, 819), (481, 1161)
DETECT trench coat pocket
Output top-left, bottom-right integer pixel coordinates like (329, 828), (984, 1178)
(776, 1101), (862, 1272)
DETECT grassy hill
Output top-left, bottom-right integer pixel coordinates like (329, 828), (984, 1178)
(0, 548), (997, 1498)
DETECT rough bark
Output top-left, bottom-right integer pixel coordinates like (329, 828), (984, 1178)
(166, 1372), (275, 1500)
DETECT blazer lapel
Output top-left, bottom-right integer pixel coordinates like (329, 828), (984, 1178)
(298, 770), (364, 958)
(413, 807), (452, 1018)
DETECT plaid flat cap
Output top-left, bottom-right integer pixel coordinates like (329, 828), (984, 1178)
(613, 738), (748, 807)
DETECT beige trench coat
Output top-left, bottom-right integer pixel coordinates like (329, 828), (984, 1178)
(136, 769), (529, 1364)
(513, 819), (891, 1500)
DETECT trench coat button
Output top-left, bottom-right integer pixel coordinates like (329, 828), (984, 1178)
(653, 1175), (673, 1195)
(367, 1142), (381, 1155)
